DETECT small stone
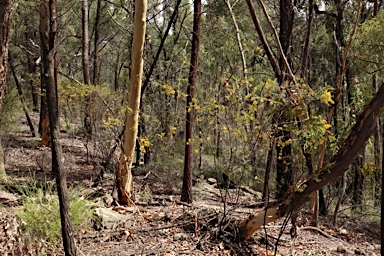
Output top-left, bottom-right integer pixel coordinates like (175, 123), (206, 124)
(354, 248), (365, 255)
(337, 243), (346, 253)
(207, 178), (217, 185)
(173, 233), (189, 241)
(339, 228), (348, 235)
(0, 190), (18, 202)
(94, 207), (132, 229)
(103, 194), (113, 207)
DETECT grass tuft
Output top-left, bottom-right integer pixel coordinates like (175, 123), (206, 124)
(16, 178), (93, 247)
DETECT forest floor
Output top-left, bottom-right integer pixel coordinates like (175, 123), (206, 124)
(0, 114), (381, 255)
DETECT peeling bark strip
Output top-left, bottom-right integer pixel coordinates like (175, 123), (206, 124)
(239, 83), (384, 241)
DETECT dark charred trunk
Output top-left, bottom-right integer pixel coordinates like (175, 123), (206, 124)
(352, 154), (364, 210)
(40, 1), (77, 254)
(275, 0), (295, 199)
(275, 123), (293, 199)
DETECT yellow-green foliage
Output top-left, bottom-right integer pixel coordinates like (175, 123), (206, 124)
(17, 185), (93, 245)
(58, 80), (125, 131)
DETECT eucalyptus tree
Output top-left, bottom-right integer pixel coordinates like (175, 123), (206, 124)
(82, 0), (92, 136)
(180, 0), (202, 204)
(116, 0), (147, 205)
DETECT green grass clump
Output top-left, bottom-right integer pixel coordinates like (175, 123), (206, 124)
(17, 183), (93, 246)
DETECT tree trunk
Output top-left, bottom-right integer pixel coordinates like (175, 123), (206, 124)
(82, 0), (91, 85)
(275, 0), (294, 199)
(373, 74), (381, 205)
(333, 171), (346, 226)
(275, 124), (292, 199)
(8, 53), (37, 137)
(0, 0), (15, 180)
(245, 0), (280, 78)
(381, 114), (384, 256)
(116, 0), (147, 205)
(82, 0), (92, 136)
(239, 82), (384, 241)
(352, 154), (364, 210)
(180, 0), (201, 204)
(262, 139), (274, 205)
(301, 0), (314, 81)
(92, 0), (102, 85)
(40, 1), (77, 254)
(39, 1), (51, 145)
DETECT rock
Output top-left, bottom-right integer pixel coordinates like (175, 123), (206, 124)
(354, 248), (365, 255)
(207, 178), (217, 185)
(173, 233), (189, 241)
(94, 207), (132, 229)
(103, 194), (113, 207)
(339, 228), (348, 235)
(0, 190), (18, 202)
(337, 243), (347, 253)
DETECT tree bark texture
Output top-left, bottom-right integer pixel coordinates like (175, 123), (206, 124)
(39, 0), (51, 145)
(381, 116), (384, 256)
(92, 0), (102, 85)
(0, 0), (15, 179)
(180, 0), (201, 204)
(373, 74), (381, 205)
(275, 0), (294, 199)
(40, 1), (77, 254)
(239, 83), (384, 241)
(82, 0), (91, 86)
(82, 0), (92, 136)
(278, 0), (294, 73)
(301, 0), (314, 81)
(116, 0), (147, 205)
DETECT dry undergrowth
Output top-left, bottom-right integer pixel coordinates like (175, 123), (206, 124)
(0, 123), (381, 255)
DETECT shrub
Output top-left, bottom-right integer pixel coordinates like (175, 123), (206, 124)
(17, 182), (93, 246)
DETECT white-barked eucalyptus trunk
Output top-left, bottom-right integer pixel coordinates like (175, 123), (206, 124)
(116, 0), (147, 205)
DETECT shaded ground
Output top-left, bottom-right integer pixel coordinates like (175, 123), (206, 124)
(0, 117), (381, 255)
